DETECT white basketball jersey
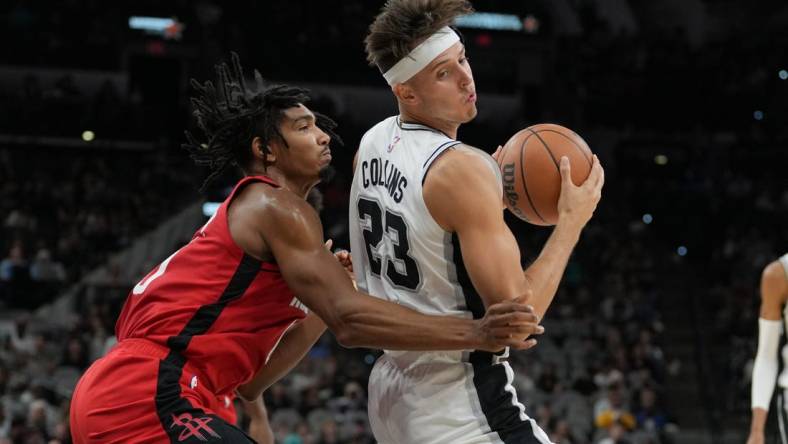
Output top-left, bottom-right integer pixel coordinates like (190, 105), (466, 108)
(349, 116), (500, 361)
(350, 117), (550, 444)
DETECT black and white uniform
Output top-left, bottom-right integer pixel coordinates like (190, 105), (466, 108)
(774, 254), (788, 443)
(349, 116), (552, 444)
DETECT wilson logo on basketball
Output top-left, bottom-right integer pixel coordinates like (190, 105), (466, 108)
(502, 163), (523, 218)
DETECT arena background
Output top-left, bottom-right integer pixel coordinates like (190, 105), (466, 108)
(0, 1), (786, 443)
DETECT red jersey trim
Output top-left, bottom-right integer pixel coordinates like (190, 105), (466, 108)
(211, 175), (282, 271)
(155, 253), (262, 439)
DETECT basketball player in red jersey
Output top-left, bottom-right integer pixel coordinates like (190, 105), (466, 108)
(69, 53), (543, 443)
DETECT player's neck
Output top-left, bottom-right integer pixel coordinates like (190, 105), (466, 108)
(398, 108), (459, 139)
(249, 167), (316, 199)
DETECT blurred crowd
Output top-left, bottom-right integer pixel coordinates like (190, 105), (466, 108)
(701, 144), (788, 432)
(0, 72), (151, 140)
(3, 0), (787, 141)
(0, 305), (111, 443)
(0, 146), (196, 310)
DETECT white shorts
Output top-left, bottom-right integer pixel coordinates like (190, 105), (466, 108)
(367, 351), (553, 444)
(778, 390), (788, 444)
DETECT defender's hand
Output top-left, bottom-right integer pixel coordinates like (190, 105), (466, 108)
(333, 250), (353, 275)
(474, 294), (544, 352)
(325, 239), (354, 283)
(557, 154), (604, 229)
(491, 145), (503, 162)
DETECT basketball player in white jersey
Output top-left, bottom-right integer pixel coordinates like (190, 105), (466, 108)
(349, 1), (604, 443)
(747, 253), (788, 444)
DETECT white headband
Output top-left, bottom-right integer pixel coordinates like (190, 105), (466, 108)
(382, 26), (460, 85)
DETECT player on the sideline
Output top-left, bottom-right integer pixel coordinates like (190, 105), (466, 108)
(347, 1), (604, 443)
(69, 54), (544, 444)
(748, 253), (788, 444)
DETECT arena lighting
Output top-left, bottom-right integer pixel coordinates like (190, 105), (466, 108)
(81, 130), (95, 142)
(523, 14), (540, 34)
(455, 12), (524, 31)
(202, 202), (220, 217)
(779, 70), (788, 80)
(753, 110), (764, 121)
(642, 213), (653, 224)
(129, 16), (175, 32)
(654, 154), (668, 165)
(129, 16), (184, 40)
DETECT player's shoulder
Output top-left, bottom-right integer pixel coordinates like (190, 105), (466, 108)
(779, 253), (788, 275)
(423, 144), (502, 219)
(423, 144), (503, 230)
(426, 144), (498, 186)
(236, 182), (318, 230)
(763, 258), (788, 284)
(361, 116), (399, 142)
(356, 117), (399, 166)
(761, 257), (788, 302)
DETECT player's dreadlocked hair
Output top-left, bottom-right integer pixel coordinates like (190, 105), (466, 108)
(183, 52), (341, 191)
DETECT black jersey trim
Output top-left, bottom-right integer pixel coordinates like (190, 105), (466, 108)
(155, 253), (261, 442)
(450, 233), (485, 320)
(779, 392), (788, 444)
(397, 116), (451, 138)
(421, 141), (462, 185)
(450, 234), (547, 443)
(777, 311), (788, 444)
(423, 140), (461, 169)
(468, 361), (547, 443)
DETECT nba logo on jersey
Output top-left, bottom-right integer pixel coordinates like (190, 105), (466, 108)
(387, 136), (401, 152)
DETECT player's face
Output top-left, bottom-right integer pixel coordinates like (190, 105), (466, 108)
(406, 42), (477, 124)
(274, 104), (332, 180)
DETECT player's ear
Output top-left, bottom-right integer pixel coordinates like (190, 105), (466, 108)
(392, 83), (418, 105)
(252, 136), (276, 164)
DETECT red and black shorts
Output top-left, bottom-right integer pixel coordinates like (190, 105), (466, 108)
(70, 339), (255, 444)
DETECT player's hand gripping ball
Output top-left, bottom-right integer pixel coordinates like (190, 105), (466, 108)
(495, 124), (593, 226)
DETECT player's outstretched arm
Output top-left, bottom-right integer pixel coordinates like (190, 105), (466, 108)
(240, 396), (274, 444)
(237, 242), (351, 400)
(257, 190), (543, 352)
(424, 147), (532, 309)
(747, 260), (788, 444)
(519, 155), (603, 318)
(237, 312), (326, 400)
(424, 148), (603, 320)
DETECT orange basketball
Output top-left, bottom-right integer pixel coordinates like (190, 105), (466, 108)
(497, 124), (593, 226)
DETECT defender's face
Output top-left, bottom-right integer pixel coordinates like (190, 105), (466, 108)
(275, 104), (332, 180)
(406, 42), (477, 124)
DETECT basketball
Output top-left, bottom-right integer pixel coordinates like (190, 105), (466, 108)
(497, 123), (593, 226)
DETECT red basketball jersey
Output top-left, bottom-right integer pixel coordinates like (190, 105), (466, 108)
(115, 175), (307, 396)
